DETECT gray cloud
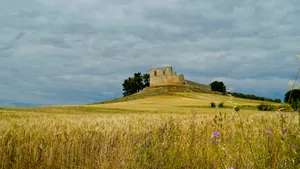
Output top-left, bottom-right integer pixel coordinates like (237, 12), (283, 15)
(0, 0), (300, 106)
(0, 45), (14, 52)
(39, 37), (71, 48)
(15, 32), (26, 40)
(12, 10), (40, 18)
(63, 23), (99, 35)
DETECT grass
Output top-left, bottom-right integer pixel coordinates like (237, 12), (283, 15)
(89, 92), (283, 113)
(90, 85), (217, 105)
(0, 91), (299, 168)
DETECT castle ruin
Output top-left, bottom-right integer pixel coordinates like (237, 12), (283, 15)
(149, 66), (211, 92)
(150, 66), (185, 87)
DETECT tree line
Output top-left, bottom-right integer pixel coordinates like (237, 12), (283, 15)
(209, 81), (282, 103)
(229, 92), (281, 103)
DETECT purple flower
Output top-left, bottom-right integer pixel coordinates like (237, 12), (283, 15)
(211, 139), (219, 144)
(265, 130), (272, 134)
(292, 144), (295, 149)
(224, 152), (229, 158)
(213, 131), (220, 137)
(282, 128), (287, 134)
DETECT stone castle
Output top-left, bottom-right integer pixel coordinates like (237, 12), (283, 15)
(150, 66), (185, 87)
(149, 66), (211, 91)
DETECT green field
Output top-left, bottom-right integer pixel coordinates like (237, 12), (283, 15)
(0, 91), (299, 168)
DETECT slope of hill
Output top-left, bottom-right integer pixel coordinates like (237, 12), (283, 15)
(89, 85), (286, 113)
(90, 84), (220, 105)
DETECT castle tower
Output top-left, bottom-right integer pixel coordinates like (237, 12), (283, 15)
(149, 66), (185, 87)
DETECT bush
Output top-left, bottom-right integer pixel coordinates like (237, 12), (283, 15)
(277, 104), (293, 112)
(218, 102), (224, 108)
(257, 103), (294, 112)
(211, 102), (216, 108)
(290, 99), (300, 111)
(257, 103), (277, 111)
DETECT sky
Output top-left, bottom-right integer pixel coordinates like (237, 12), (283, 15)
(1, 0), (300, 107)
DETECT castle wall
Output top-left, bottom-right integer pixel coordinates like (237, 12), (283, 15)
(149, 66), (211, 91)
(150, 67), (184, 87)
(150, 74), (184, 86)
(150, 67), (173, 77)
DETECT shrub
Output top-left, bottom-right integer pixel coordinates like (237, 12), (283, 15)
(218, 102), (224, 108)
(290, 99), (300, 111)
(257, 103), (294, 112)
(211, 102), (216, 108)
(234, 106), (240, 112)
(277, 104), (293, 112)
(257, 103), (277, 111)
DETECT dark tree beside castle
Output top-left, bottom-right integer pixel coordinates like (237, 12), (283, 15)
(210, 81), (226, 94)
(122, 72), (150, 96)
(142, 73), (150, 87)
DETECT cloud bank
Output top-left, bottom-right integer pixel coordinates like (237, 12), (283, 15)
(1, 0), (300, 106)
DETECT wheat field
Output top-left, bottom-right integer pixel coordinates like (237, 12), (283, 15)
(90, 92), (282, 112)
(0, 93), (299, 168)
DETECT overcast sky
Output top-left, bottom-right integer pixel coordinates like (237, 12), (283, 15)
(1, 0), (300, 106)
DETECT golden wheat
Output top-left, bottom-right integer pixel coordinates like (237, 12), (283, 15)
(0, 106), (299, 168)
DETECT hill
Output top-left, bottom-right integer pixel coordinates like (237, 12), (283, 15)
(91, 84), (217, 105)
(89, 85), (286, 113)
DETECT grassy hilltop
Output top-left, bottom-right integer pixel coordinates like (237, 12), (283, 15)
(89, 85), (284, 113)
(0, 86), (299, 168)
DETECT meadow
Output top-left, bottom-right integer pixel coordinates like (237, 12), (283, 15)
(0, 92), (299, 168)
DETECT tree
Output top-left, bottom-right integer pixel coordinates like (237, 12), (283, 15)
(290, 98), (300, 111)
(142, 73), (150, 88)
(284, 89), (300, 103)
(210, 81), (226, 93)
(122, 77), (135, 96)
(122, 72), (150, 96)
(229, 92), (281, 103)
(133, 72), (144, 92)
(274, 99), (282, 103)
